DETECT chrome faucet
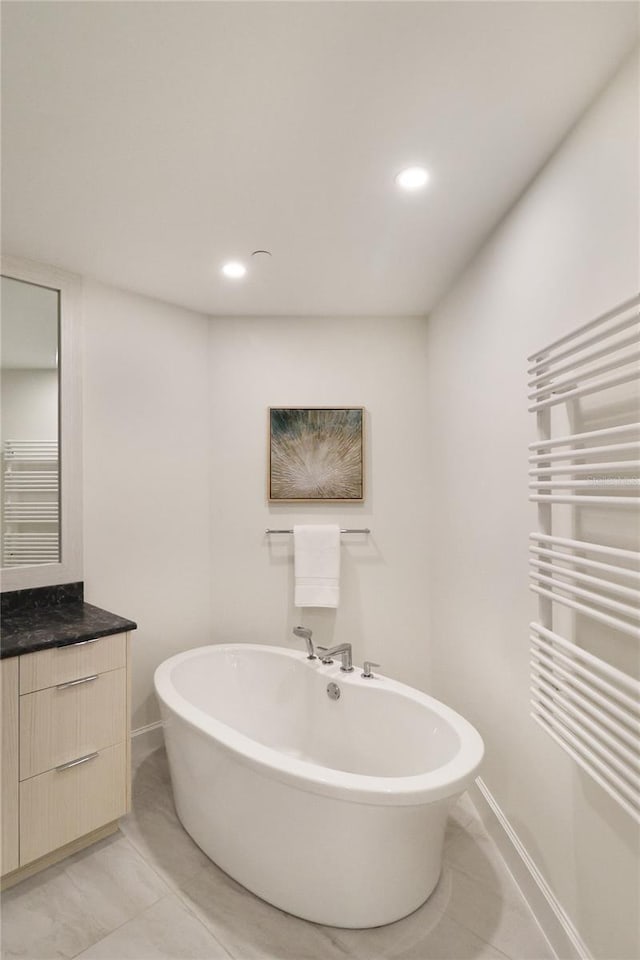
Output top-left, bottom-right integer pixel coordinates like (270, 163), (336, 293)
(293, 626), (316, 660)
(317, 643), (354, 672)
(361, 660), (380, 679)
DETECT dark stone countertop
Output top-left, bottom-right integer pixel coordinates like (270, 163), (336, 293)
(1, 582), (137, 659)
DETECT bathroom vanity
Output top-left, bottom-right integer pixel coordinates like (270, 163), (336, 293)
(0, 260), (136, 888)
(0, 583), (136, 888)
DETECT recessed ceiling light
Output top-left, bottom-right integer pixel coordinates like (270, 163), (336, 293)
(221, 261), (247, 279)
(395, 166), (429, 191)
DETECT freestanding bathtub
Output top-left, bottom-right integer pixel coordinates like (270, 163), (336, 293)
(154, 644), (483, 928)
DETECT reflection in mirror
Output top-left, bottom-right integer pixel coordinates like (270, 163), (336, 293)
(1, 276), (60, 567)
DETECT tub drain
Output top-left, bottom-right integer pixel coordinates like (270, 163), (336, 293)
(326, 682), (341, 700)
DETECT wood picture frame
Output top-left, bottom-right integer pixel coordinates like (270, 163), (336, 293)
(268, 407), (365, 502)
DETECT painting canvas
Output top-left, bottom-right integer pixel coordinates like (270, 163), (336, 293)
(269, 407), (364, 502)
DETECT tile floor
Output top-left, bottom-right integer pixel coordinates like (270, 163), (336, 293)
(2, 739), (555, 960)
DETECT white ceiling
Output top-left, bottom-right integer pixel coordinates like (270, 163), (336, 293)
(1, 2), (637, 317)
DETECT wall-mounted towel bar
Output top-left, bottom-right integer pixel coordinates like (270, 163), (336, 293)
(529, 293), (640, 824)
(527, 422), (640, 451)
(265, 528), (370, 535)
(527, 292), (639, 363)
(530, 623), (640, 822)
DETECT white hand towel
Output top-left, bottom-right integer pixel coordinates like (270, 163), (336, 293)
(294, 524), (341, 608)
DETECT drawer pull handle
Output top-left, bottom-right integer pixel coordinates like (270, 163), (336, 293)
(75, 637), (101, 646)
(56, 674), (99, 690)
(56, 751), (99, 772)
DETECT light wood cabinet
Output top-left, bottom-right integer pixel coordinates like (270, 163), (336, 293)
(1, 632), (131, 888)
(20, 633), (127, 694)
(20, 667), (127, 780)
(1, 658), (19, 875)
(20, 742), (127, 865)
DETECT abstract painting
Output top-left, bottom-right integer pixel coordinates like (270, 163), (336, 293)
(269, 407), (364, 501)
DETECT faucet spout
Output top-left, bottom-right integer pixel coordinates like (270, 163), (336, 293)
(293, 626), (316, 659)
(317, 643), (354, 672)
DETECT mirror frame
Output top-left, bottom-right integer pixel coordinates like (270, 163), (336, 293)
(1, 255), (83, 591)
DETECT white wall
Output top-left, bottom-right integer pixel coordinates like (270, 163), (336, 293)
(82, 281), (212, 729)
(83, 302), (431, 723)
(207, 315), (431, 691)
(426, 53), (639, 960)
(81, 290), (432, 727)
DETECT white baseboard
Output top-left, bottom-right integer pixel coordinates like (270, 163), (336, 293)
(470, 777), (591, 960)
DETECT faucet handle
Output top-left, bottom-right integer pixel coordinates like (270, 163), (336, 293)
(316, 646), (334, 664)
(362, 661), (380, 679)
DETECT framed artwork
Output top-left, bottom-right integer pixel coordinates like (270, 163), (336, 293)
(269, 407), (364, 502)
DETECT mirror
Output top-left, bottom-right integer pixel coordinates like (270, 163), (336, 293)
(0, 256), (82, 591)
(1, 276), (61, 567)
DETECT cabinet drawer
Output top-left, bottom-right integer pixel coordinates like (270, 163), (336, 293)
(20, 668), (127, 780)
(20, 741), (127, 866)
(19, 633), (127, 694)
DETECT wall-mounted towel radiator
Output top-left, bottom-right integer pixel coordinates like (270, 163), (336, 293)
(528, 294), (640, 823)
(2, 440), (59, 566)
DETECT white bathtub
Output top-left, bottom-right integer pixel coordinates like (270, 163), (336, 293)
(154, 643), (483, 928)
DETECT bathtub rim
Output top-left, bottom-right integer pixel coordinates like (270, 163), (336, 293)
(154, 643), (484, 807)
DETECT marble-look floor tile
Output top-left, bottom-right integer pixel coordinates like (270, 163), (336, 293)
(392, 914), (510, 960)
(119, 799), (211, 891)
(444, 865), (553, 960)
(177, 859), (354, 960)
(120, 754), (211, 890)
(444, 821), (525, 908)
(1, 834), (168, 960)
(328, 868), (508, 960)
(131, 743), (171, 799)
(178, 852), (513, 960)
(333, 912), (509, 960)
(74, 894), (232, 959)
(444, 792), (478, 849)
(405, 915), (510, 960)
(131, 729), (166, 777)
